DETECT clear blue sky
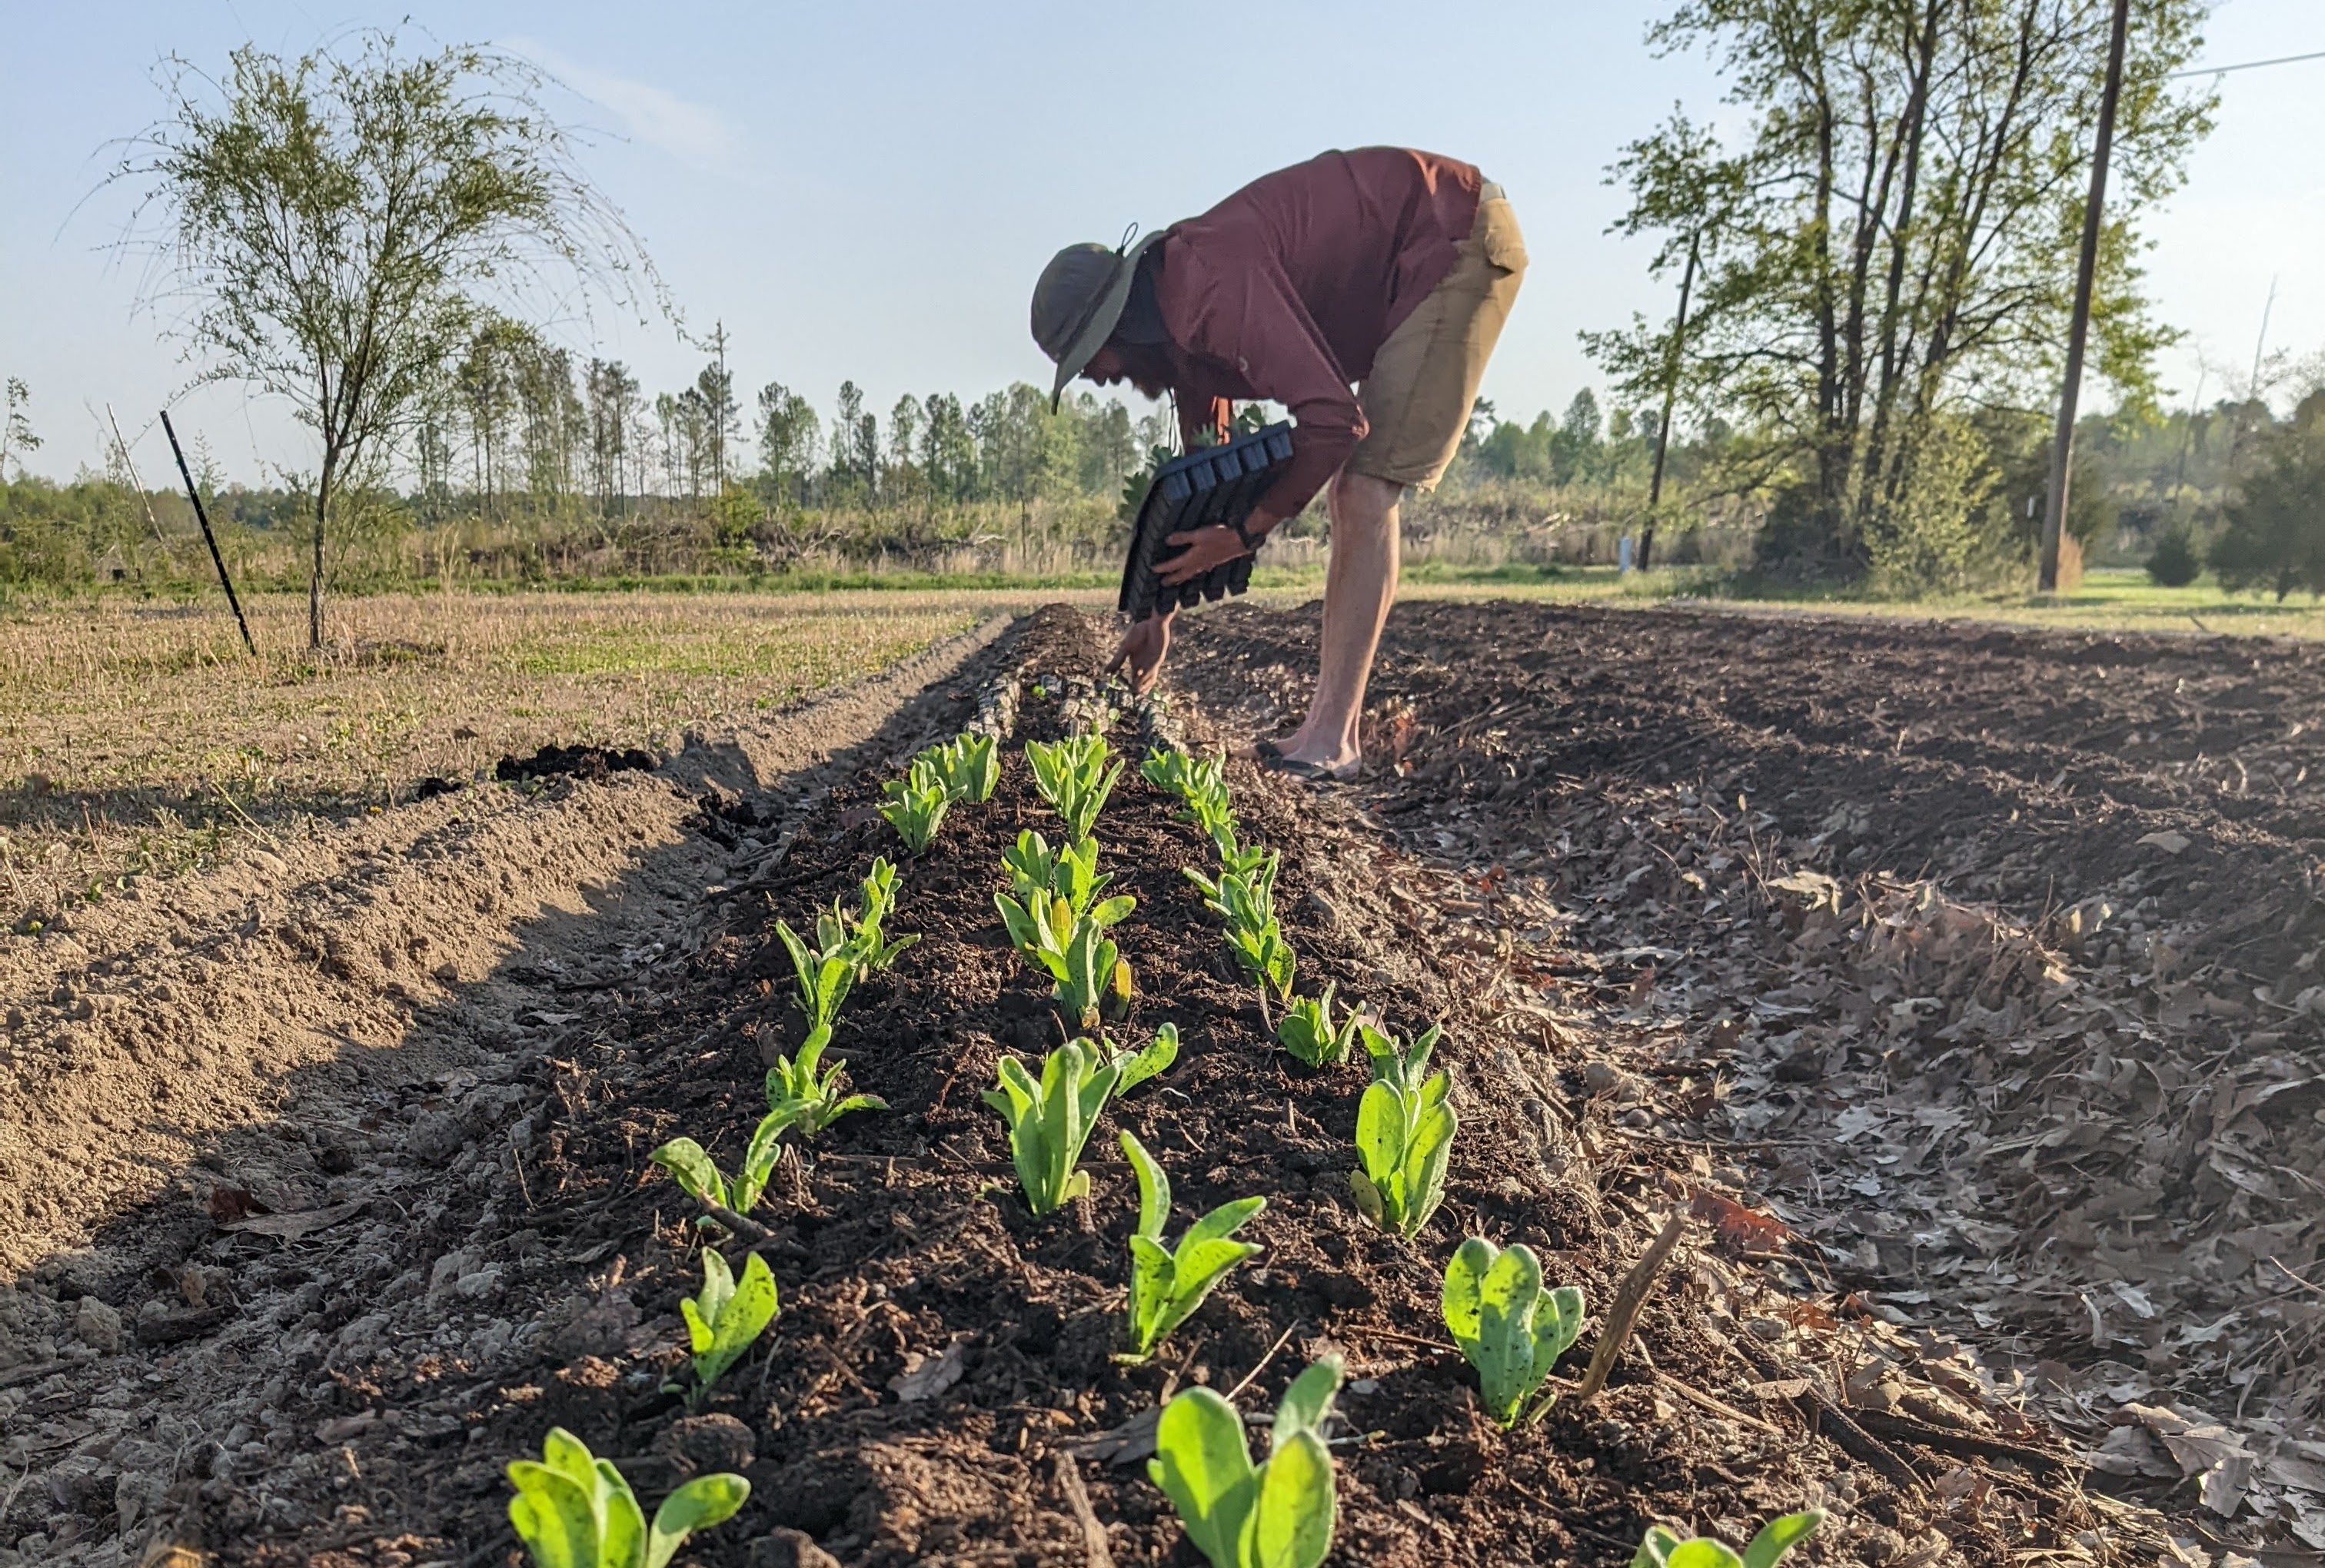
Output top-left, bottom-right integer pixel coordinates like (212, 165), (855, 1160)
(2, 0), (2319, 485)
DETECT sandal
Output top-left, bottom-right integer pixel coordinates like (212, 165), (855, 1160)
(1252, 738), (1359, 784)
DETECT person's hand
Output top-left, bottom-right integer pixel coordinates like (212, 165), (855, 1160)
(1106, 612), (1172, 696)
(1156, 521), (1262, 586)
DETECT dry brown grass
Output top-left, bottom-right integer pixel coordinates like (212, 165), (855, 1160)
(0, 590), (1017, 924)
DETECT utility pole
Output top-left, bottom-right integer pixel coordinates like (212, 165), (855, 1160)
(1639, 231), (1700, 573)
(2039, 0), (2131, 593)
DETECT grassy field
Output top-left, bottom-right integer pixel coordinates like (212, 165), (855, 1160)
(0, 591), (990, 925)
(6, 564), (2315, 928)
(1379, 562), (2325, 638)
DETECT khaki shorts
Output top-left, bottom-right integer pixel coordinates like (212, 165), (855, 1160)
(1347, 183), (1528, 491)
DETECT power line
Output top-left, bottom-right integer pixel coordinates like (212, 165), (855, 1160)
(2168, 47), (2325, 79)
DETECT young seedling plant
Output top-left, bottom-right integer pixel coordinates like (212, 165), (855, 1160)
(680, 1249), (780, 1407)
(983, 1038), (1119, 1216)
(773, 919), (855, 1032)
(880, 758), (950, 852)
(1442, 1237), (1585, 1426)
(1143, 746), (1239, 855)
(1276, 982), (1362, 1068)
(1002, 829), (1135, 928)
(1119, 1131), (1263, 1361)
(763, 1023), (886, 1140)
(1186, 855), (1295, 1007)
(1025, 734), (1123, 842)
(1149, 1354), (1345, 1568)
(1349, 1025), (1455, 1238)
(815, 856), (917, 975)
(1632, 1511), (1825, 1568)
(997, 895), (1133, 1035)
(919, 731), (1000, 803)
(506, 1427), (747, 1568)
(650, 1121), (783, 1230)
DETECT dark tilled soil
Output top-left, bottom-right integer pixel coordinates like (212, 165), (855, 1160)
(1179, 600), (2325, 976)
(1164, 598), (2325, 1543)
(141, 608), (2111, 1567)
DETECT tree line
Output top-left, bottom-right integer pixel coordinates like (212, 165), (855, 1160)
(403, 318), (1164, 525)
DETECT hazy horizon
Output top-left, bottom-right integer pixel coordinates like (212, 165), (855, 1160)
(2, 0), (2319, 488)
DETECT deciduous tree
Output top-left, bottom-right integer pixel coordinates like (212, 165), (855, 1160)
(115, 31), (657, 645)
(1588, 0), (2214, 580)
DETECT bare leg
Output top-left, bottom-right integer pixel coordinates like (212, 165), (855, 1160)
(1272, 469), (1402, 772)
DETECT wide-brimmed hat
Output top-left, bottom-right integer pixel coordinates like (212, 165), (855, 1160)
(1030, 230), (1166, 410)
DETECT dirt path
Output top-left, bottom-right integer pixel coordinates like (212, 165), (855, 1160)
(0, 615), (1008, 1560)
(1168, 597), (2325, 1553)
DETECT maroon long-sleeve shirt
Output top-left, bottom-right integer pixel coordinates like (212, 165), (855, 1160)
(1153, 147), (1484, 521)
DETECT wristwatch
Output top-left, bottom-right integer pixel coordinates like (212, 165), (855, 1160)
(1232, 517), (1271, 553)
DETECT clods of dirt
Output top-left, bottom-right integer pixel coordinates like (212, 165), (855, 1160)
(494, 742), (660, 782)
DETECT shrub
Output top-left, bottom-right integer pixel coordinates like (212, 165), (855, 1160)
(2144, 527), (2203, 587)
(2210, 412), (2325, 600)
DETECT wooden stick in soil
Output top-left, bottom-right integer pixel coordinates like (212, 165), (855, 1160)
(159, 409), (256, 657)
(1052, 1453), (1117, 1568)
(1572, 1211), (1688, 1400)
(1729, 1334), (1924, 1493)
(699, 1202), (778, 1247)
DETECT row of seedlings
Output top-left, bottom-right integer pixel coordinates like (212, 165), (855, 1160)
(501, 733), (1001, 1566)
(1139, 747), (1828, 1568)
(498, 715), (1819, 1568)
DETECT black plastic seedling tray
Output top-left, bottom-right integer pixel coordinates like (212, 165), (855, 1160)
(1118, 421), (1296, 622)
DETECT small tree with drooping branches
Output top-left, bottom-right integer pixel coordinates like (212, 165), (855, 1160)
(112, 31), (660, 646)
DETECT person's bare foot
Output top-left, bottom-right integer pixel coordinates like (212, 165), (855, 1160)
(1248, 736), (1360, 782)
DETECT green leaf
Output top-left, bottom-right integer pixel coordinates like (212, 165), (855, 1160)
(1354, 1082), (1405, 1188)
(688, 1249), (735, 1350)
(645, 1473), (751, 1568)
(1089, 893), (1137, 928)
(693, 1251), (779, 1393)
(1665, 1543), (1745, 1568)
(1536, 1284), (1586, 1372)
(1126, 1233), (1176, 1356)
(648, 1138), (727, 1212)
(1113, 1022), (1178, 1093)
(594, 1458), (646, 1568)
(1475, 1241), (1545, 1423)
(1152, 1236), (1262, 1347)
(1442, 1237), (1492, 1348)
(1631, 1526), (1687, 1568)
(1248, 1427), (1335, 1568)
(1121, 1131), (1171, 1239)
(1149, 1386), (1257, 1568)
(1180, 1194), (1266, 1251)
(507, 1460), (598, 1568)
(1741, 1511), (1825, 1568)
(1270, 1356), (1344, 1453)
